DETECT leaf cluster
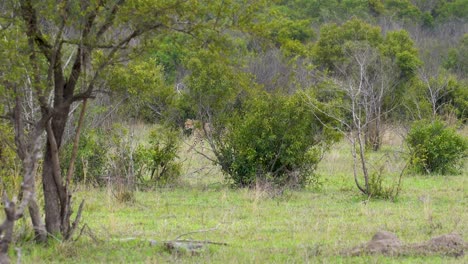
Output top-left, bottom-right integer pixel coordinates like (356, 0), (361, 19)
(406, 120), (468, 175)
(134, 126), (182, 187)
(215, 91), (340, 187)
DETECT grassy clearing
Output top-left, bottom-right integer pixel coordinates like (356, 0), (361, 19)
(10, 127), (468, 263)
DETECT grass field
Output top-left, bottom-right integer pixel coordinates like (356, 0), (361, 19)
(10, 127), (468, 263)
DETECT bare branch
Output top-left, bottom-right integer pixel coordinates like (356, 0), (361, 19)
(175, 225), (220, 240)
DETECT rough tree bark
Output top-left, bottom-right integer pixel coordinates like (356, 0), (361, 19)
(13, 88), (47, 243)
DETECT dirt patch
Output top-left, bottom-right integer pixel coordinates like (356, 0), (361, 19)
(407, 233), (465, 257)
(345, 231), (465, 257)
(348, 231), (402, 256)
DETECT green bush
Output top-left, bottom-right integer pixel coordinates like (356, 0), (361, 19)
(134, 126), (182, 187)
(213, 91), (340, 188)
(61, 129), (108, 184)
(406, 120), (467, 174)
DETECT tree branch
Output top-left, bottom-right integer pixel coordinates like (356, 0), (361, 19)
(19, 0), (52, 61)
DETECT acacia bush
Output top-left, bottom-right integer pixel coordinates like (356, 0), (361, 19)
(212, 91), (340, 188)
(406, 120), (467, 174)
(134, 126), (182, 187)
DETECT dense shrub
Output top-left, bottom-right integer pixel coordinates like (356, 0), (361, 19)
(213, 91), (340, 188)
(61, 129), (108, 184)
(406, 120), (467, 174)
(134, 126), (182, 187)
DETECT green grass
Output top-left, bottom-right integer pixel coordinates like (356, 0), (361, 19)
(10, 129), (468, 263)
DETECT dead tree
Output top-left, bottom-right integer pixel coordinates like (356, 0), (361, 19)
(417, 67), (455, 121)
(307, 42), (400, 196)
(335, 42), (399, 151)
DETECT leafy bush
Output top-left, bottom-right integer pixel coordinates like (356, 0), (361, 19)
(61, 129), (108, 184)
(213, 91), (340, 188)
(406, 120), (467, 174)
(134, 126), (182, 187)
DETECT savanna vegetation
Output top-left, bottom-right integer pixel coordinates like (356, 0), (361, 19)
(0, 0), (467, 263)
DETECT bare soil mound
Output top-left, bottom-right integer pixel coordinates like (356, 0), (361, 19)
(408, 233), (465, 257)
(348, 231), (401, 256)
(346, 231), (465, 257)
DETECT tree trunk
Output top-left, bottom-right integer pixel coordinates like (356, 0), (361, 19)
(28, 156), (47, 242)
(0, 198), (16, 264)
(42, 107), (70, 235)
(28, 199), (47, 242)
(42, 151), (62, 235)
(366, 117), (382, 151)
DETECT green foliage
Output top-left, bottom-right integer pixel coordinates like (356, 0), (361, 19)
(383, 0), (422, 22)
(181, 49), (252, 121)
(279, 0), (372, 22)
(368, 172), (396, 200)
(405, 71), (467, 122)
(369, 0), (385, 16)
(214, 91), (340, 188)
(134, 126), (182, 187)
(254, 5), (314, 56)
(61, 129), (108, 184)
(406, 120), (468, 174)
(444, 34), (468, 76)
(147, 33), (191, 82)
(366, 153), (405, 200)
(434, 75), (468, 122)
(106, 57), (170, 121)
(401, 80), (433, 120)
(314, 18), (383, 70)
(0, 120), (21, 196)
(451, 80), (468, 123)
(105, 124), (135, 186)
(421, 11), (435, 28)
(434, 0), (468, 22)
(380, 30), (422, 77)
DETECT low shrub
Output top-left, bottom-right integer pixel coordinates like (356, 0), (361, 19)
(406, 120), (467, 174)
(61, 129), (108, 184)
(134, 126), (182, 187)
(213, 91), (340, 188)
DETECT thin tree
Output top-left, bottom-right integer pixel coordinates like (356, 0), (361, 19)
(307, 42), (401, 196)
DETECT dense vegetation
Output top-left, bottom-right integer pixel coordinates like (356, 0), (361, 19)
(0, 0), (466, 262)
